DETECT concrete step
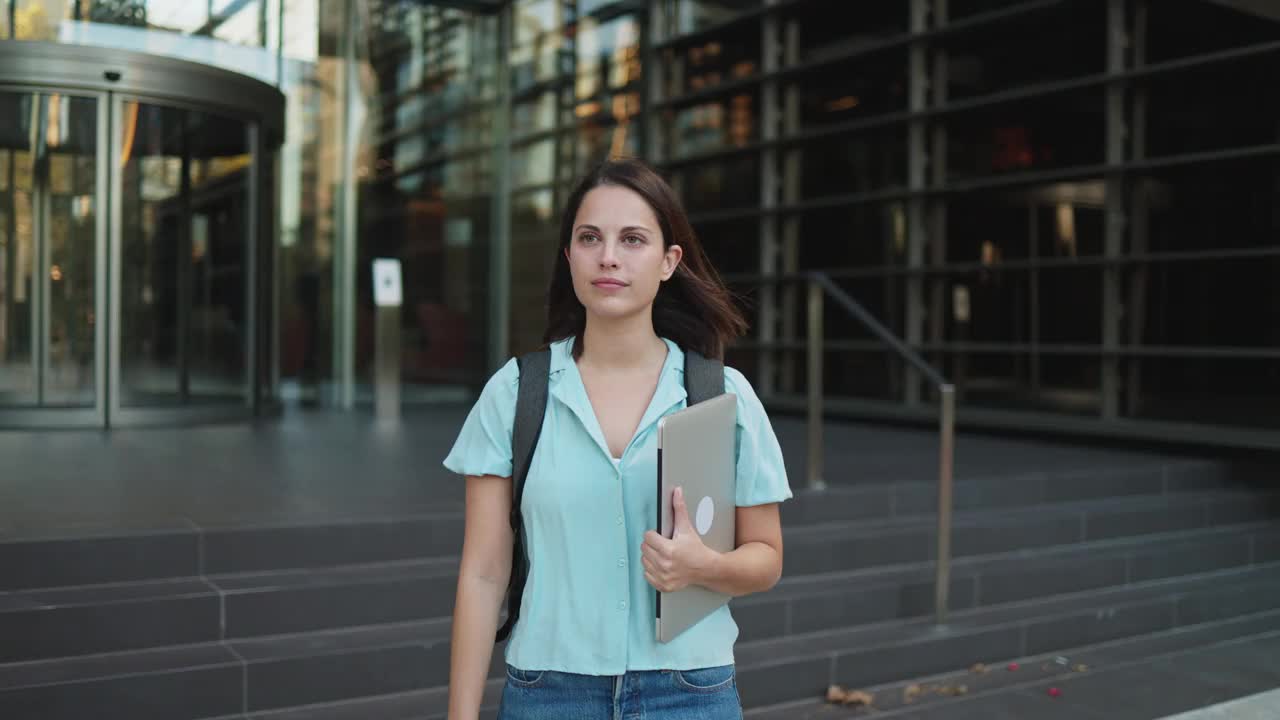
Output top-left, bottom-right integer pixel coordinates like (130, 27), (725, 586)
(781, 489), (1280, 576)
(0, 619), (466, 720)
(0, 557), (458, 663)
(0, 513), (463, 592)
(731, 563), (1280, 708)
(781, 458), (1236, 525)
(8, 563), (1273, 719)
(0, 458), (1246, 592)
(736, 521), (1280, 642)
(745, 611), (1280, 719)
(3, 495), (1275, 665)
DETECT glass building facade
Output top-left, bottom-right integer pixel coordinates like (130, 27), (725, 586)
(1, 0), (1277, 446)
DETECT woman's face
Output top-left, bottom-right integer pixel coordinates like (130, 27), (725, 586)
(566, 185), (683, 324)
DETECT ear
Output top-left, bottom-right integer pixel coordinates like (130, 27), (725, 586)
(662, 244), (683, 281)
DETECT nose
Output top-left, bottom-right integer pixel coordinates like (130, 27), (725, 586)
(599, 238), (620, 269)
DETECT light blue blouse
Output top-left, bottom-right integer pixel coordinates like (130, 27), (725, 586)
(443, 336), (792, 674)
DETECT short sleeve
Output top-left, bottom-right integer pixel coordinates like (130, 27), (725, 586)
(442, 358), (520, 478)
(725, 366), (793, 507)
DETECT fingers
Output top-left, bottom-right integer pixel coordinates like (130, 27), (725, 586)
(645, 569), (667, 593)
(670, 484), (691, 535)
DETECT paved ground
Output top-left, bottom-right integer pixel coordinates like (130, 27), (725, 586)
(0, 402), (1194, 537)
(1158, 686), (1280, 719)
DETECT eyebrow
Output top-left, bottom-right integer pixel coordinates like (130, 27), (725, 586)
(574, 224), (655, 235)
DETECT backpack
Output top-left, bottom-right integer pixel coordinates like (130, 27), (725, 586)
(495, 345), (725, 642)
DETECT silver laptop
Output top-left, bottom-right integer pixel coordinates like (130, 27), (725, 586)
(655, 392), (737, 643)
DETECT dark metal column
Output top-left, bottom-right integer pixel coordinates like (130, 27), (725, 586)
(1102, 0), (1129, 420)
(906, 0), (930, 405)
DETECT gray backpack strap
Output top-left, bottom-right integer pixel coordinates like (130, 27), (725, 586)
(684, 348), (725, 405)
(496, 349), (550, 643)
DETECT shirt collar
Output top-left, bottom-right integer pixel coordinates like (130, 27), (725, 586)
(547, 336), (688, 461)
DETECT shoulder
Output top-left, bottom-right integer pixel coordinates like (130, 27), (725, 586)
(722, 365), (768, 423)
(722, 365), (758, 400)
(478, 356), (521, 403)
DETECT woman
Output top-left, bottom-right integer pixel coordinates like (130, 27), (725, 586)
(444, 158), (791, 719)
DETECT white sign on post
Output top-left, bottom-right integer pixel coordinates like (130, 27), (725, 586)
(372, 258), (403, 308)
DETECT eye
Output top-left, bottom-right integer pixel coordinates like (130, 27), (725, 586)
(578, 233), (599, 244)
(623, 234), (645, 245)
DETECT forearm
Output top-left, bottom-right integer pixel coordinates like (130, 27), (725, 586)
(447, 573), (508, 720)
(695, 541), (782, 597)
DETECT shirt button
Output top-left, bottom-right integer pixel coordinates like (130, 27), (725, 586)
(617, 558), (626, 567)
(616, 515), (624, 525)
(618, 601), (627, 610)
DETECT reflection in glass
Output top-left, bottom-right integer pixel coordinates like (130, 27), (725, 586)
(118, 102), (251, 406)
(946, 88), (1105, 182)
(667, 93), (759, 158)
(45, 95), (99, 405)
(941, 2), (1104, 100)
(0, 91), (98, 408)
(0, 92), (37, 404)
(667, 0), (762, 36)
(360, 2), (498, 393)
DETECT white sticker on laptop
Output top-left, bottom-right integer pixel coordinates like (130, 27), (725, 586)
(695, 496), (715, 536)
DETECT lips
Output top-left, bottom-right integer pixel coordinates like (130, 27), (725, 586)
(591, 279), (627, 288)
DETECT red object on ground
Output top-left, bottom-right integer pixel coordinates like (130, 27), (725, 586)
(1048, 687), (1062, 698)
(1007, 663), (1019, 671)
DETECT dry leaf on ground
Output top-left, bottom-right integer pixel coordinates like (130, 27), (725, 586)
(825, 685), (875, 707)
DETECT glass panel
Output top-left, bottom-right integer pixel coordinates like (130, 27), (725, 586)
(118, 101), (251, 406)
(509, 188), (558, 356)
(1135, 256), (1280, 350)
(663, 23), (758, 100)
(1142, 0), (1280, 64)
(357, 2), (498, 394)
(575, 14), (641, 99)
(946, 0), (1029, 20)
(798, 202), (908, 270)
(667, 0), (763, 37)
(947, 350), (1103, 417)
(665, 90), (761, 159)
(211, 0), (263, 46)
(946, 87), (1105, 183)
(0, 91), (97, 409)
(0, 92), (36, 405)
(788, 2), (908, 63)
(1137, 52), (1280, 158)
(800, 125), (909, 198)
(941, 1), (1105, 100)
(946, 178), (1106, 263)
(797, 49), (909, 131)
(675, 155), (760, 214)
(1137, 157), (1280, 255)
(45, 94), (99, 406)
(1128, 356), (1280, 429)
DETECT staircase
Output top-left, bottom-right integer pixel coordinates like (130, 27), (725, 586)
(1, 442), (1277, 719)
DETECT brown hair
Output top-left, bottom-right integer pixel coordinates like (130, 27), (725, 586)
(543, 157), (747, 360)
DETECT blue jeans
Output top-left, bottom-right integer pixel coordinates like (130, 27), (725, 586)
(499, 664), (743, 720)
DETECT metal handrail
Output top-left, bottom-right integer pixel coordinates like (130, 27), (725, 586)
(742, 271), (957, 626)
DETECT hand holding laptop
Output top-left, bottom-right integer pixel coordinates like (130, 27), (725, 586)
(653, 392), (737, 642)
(642, 486), (716, 594)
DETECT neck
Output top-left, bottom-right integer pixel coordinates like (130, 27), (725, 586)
(578, 312), (667, 372)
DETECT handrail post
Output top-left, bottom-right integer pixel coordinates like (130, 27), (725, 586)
(935, 383), (956, 626)
(806, 278), (825, 491)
